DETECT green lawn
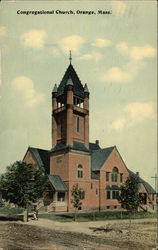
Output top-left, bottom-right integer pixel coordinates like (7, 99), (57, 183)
(39, 211), (156, 222)
(0, 207), (23, 215)
(0, 208), (156, 222)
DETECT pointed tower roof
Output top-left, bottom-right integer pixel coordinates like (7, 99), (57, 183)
(57, 64), (84, 98)
(66, 77), (73, 86)
(52, 84), (57, 93)
(84, 83), (89, 93)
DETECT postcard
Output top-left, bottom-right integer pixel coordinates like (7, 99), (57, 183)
(0, 1), (157, 249)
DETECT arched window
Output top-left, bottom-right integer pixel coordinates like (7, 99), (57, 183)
(77, 164), (83, 178)
(111, 167), (119, 182)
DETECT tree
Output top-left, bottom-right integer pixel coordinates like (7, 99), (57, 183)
(118, 175), (142, 213)
(118, 175), (143, 229)
(71, 184), (83, 221)
(0, 161), (47, 221)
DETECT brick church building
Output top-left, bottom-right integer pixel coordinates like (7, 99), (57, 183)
(24, 61), (156, 212)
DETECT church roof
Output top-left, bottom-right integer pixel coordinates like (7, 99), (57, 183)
(128, 169), (156, 194)
(91, 146), (115, 171)
(48, 175), (67, 192)
(51, 141), (100, 153)
(29, 147), (50, 174)
(73, 141), (89, 152)
(57, 64), (85, 99)
(26, 146), (155, 194)
(52, 84), (57, 93)
(89, 142), (101, 152)
(84, 83), (89, 93)
(51, 141), (90, 153)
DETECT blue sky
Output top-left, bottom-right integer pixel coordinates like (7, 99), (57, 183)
(0, 1), (157, 187)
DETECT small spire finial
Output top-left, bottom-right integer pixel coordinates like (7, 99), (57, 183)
(69, 50), (72, 64)
(52, 84), (57, 93)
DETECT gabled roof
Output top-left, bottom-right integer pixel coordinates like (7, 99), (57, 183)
(29, 147), (50, 174)
(48, 175), (67, 192)
(128, 169), (156, 194)
(57, 64), (85, 98)
(142, 180), (156, 194)
(91, 146), (115, 171)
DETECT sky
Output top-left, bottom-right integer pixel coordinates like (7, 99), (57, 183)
(0, 1), (157, 188)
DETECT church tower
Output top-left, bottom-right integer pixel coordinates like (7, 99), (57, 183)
(50, 57), (91, 211)
(51, 60), (90, 150)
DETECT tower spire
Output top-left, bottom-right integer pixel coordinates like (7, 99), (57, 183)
(69, 50), (72, 64)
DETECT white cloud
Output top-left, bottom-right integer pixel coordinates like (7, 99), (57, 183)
(20, 29), (47, 50)
(108, 117), (126, 132)
(130, 44), (156, 61)
(92, 38), (111, 48)
(100, 66), (131, 83)
(125, 102), (155, 122)
(108, 101), (155, 132)
(79, 51), (103, 62)
(58, 35), (84, 55)
(111, 1), (127, 16)
(103, 43), (156, 85)
(0, 26), (7, 37)
(12, 76), (45, 107)
(116, 42), (128, 54)
(116, 42), (156, 61)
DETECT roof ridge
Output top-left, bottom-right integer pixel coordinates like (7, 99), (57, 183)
(29, 146), (49, 152)
(102, 145), (115, 150)
(70, 64), (83, 86)
(60, 64), (71, 84)
(93, 146), (115, 153)
(128, 169), (155, 193)
(91, 146), (116, 171)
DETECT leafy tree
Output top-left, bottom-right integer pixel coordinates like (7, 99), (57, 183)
(71, 184), (83, 221)
(118, 175), (142, 213)
(118, 175), (143, 230)
(0, 161), (47, 220)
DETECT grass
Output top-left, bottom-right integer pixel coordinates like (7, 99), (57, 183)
(39, 213), (74, 222)
(39, 211), (156, 222)
(0, 207), (34, 215)
(0, 207), (24, 215)
(0, 208), (156, 222)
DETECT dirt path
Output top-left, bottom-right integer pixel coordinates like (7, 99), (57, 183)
(0, 218), (157, 250)
(28, 217), (156, 235)
(0, 222), (122, 250)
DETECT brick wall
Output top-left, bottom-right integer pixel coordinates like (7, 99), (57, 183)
(73, 114), (84, 142)
(99, 147), (129, 210)
(50, 152), (69, 181)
